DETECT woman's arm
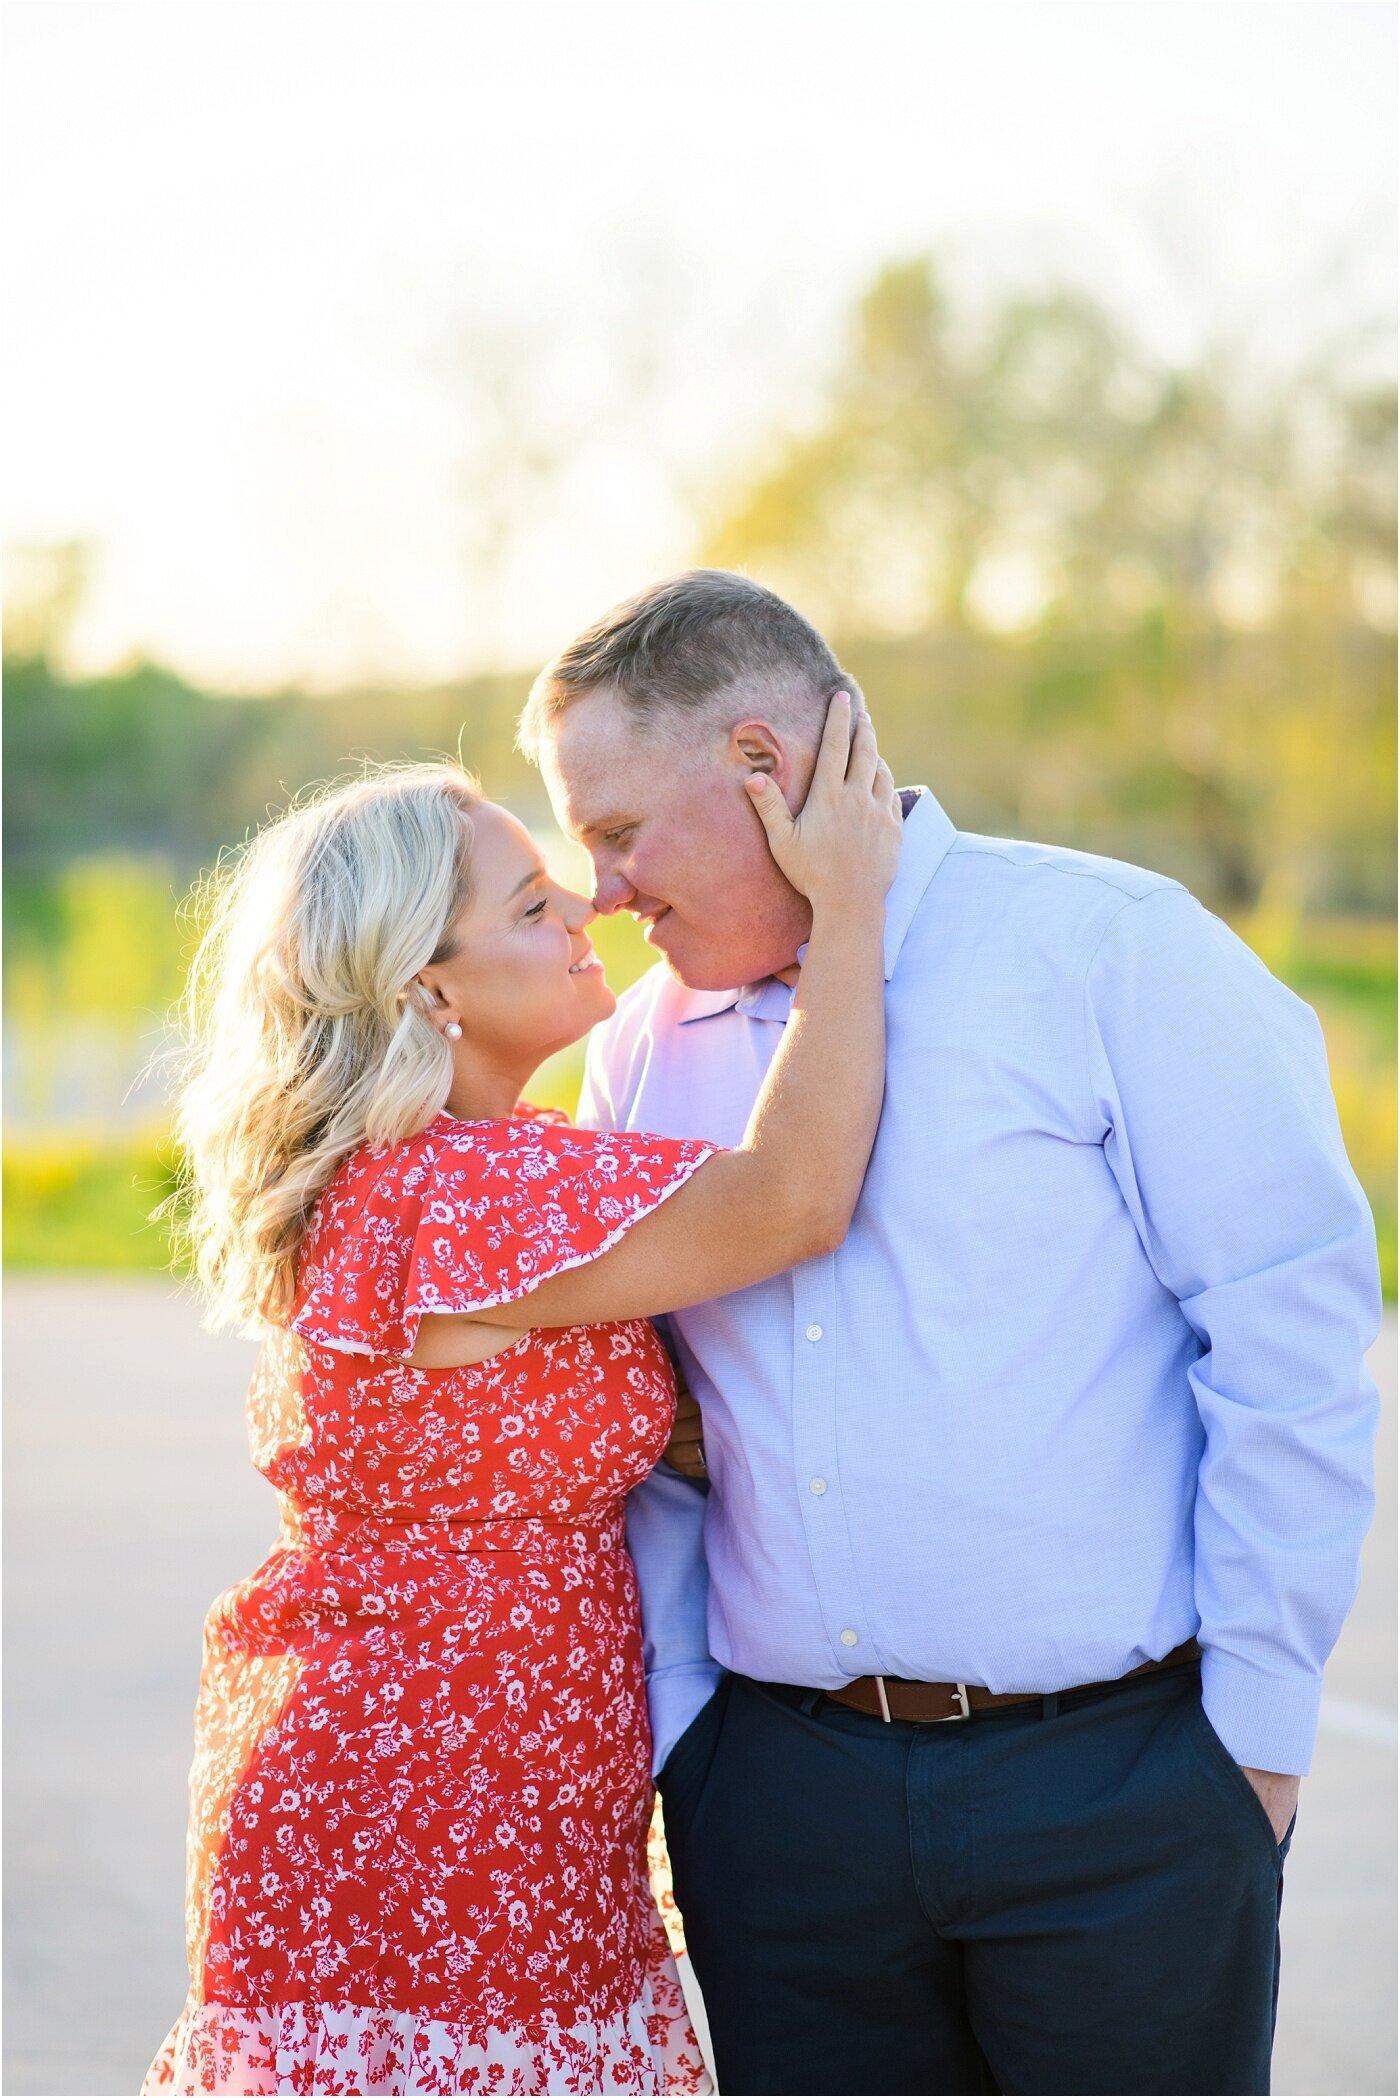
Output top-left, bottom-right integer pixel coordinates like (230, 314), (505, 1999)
(409, 696), (899, 1364)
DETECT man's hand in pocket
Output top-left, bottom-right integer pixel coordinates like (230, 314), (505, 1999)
(664, 1377), (707, 1481)
(1241, 1767), (1301, 1843)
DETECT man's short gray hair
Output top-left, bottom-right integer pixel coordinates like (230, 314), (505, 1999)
(517, 569), (857, 760)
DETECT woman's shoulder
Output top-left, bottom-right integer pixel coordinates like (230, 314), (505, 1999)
(401, 1105), (580, 1169)
(406, 1110), (679, 1203)
(326, 1107), (580, 1204)
(293, 1112), (577, 1348)
(294, 1105), (720, 1350)
(318, 1107), (714, 1234)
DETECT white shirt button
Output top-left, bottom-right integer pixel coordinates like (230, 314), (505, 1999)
(805, 1324), (823, 1343)
(809, 1476), (828, 1496)
(839, 1628), (859, 1647)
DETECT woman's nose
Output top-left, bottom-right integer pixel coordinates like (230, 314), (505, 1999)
(561, 886), (599, 929)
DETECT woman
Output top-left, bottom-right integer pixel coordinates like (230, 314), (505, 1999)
(146, 694), (899, 2095)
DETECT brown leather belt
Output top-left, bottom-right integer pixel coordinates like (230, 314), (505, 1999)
(827, 1639), (1202, 1724)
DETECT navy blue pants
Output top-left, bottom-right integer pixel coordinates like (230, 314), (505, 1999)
(659, 1666), (1293, 2095)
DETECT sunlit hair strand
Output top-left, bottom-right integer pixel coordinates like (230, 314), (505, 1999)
(163, 762), (480, 1335)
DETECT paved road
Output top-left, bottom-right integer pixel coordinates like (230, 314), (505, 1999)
(4, 1279), (1394, 2096)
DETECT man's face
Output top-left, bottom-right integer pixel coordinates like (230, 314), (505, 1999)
(539, 686), (813, 992)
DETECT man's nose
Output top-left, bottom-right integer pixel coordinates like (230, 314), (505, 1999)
(591, 866), (636, 915)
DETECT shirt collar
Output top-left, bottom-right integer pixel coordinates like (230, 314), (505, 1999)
(881, 785), (955, 980)
(675, 786), (957, 1024)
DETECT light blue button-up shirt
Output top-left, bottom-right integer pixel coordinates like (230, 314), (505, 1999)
(579, 790), (1380, 1778)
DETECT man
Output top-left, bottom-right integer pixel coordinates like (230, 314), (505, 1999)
(517, 570), (1380, 2096)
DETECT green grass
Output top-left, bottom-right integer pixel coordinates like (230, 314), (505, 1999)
(3, 1135), (181, 1273)
(1230, 915), (1395, 1299)
(1376, 1215), (1398, 1307)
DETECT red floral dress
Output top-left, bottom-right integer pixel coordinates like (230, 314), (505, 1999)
(145, 1108), (717, 2096)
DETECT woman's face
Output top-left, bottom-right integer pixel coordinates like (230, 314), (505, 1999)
(418, 801), (614, 1076)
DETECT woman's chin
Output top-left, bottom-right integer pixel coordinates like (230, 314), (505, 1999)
(587, 979), (618, 1023)
(558, 976), (617, 1043)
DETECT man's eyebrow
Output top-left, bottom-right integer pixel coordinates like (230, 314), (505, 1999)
(577, 813), (634, 839)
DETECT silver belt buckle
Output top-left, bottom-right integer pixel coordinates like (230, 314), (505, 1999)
(872, 1676), (972, 1723)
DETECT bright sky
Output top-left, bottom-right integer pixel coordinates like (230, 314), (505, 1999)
(3, 0), (1394, 689)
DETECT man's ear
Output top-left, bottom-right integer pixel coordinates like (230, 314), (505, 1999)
(729, 720), (794, 798)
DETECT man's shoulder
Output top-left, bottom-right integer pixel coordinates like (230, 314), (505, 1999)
(936, 832), (1195, 957)
(895, 828), (1194, 989)
(946, 830), (1183, 910)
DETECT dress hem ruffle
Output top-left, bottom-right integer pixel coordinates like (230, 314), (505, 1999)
(143, 1974), (712, 2095)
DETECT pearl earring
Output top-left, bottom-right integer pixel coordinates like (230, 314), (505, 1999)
(444, 1022), (462, 1042)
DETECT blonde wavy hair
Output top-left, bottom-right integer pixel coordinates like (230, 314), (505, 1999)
(166, 762), (481, 1335)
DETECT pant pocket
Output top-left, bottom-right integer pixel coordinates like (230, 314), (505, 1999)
(1183, 1694), (1290, 1866)
(659, 1677), (731, 1823)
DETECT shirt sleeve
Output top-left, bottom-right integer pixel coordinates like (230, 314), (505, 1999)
(626, 1461), (726, 1777)
(580, 1005), (725, 1764)
(1083, 886), (1381, 1774)
(292, 1117), (718, 1358)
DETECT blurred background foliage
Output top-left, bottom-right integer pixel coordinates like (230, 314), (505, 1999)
(4, 259), (1394, 1289)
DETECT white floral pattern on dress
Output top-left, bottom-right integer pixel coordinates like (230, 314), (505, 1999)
(145, 1109), (717, 2096)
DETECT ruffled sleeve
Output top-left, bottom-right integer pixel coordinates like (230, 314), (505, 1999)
(291, 1113), (720, 1359)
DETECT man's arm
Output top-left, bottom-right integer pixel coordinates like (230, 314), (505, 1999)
(625, 1460), (725, 1776)
(579, 1007), (724, 1774)
(1084, 887), (1381, 1822)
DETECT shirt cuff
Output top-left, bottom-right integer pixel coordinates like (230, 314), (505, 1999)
(647, 1662), (728, 1780)
(1200, 1648), (1323, 1777)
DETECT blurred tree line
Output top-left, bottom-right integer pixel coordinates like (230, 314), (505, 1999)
(5, 257), (1394, 918)
(708, 259), (1396, 917)
(3, 655), (537, 885)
